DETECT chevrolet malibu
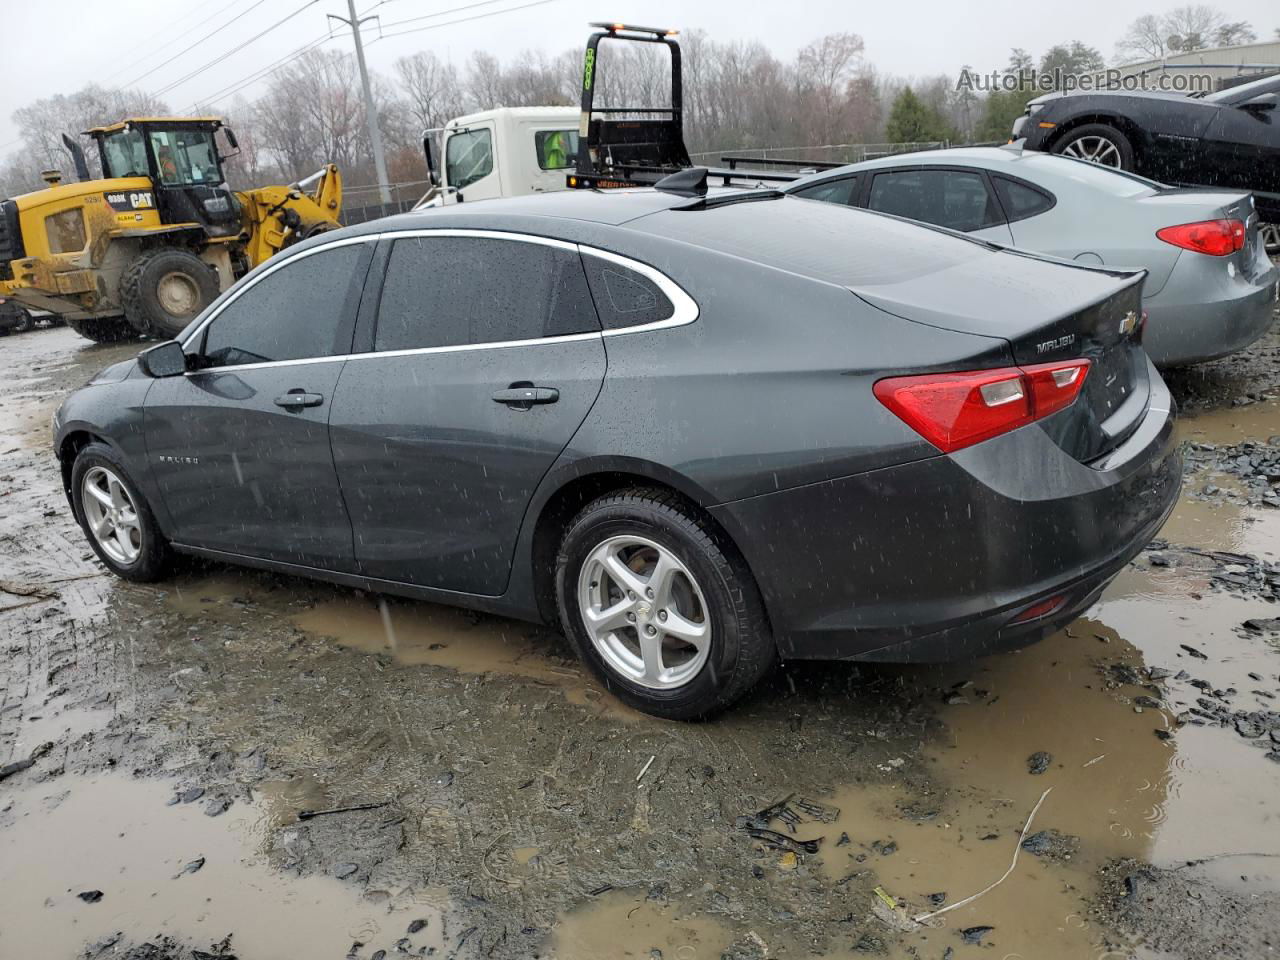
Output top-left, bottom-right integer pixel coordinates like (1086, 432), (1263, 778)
(53, 188), (1182, 719)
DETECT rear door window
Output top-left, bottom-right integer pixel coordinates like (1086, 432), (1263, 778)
(200, 243), (369, 368)
(374, 235), (599, 352)
(868, 169), (1003, 232)
(791, 175), (861, 206)
(581, 255), (676, 331)
(993, 175), (1056, 222)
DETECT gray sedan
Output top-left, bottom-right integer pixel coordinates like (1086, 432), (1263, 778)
(786, 147), (1279, 366)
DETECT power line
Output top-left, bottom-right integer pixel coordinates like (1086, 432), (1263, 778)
(104, 0), (263, 85)
(369, 0), (562, 42)
(185, 30), (338, 110)
(152, 0), (324, 99)
(374, 0), (547, 33)
(118, 0), (273, 91)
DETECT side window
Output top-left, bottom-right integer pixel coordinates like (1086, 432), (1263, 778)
(791, 176), (860, 207)
(374, 236), (599, 352)
(200, 244), (368, 368)
(993, 176), (1055, 223)
(445, 128), (493, 188)
(868, 169), (1003, 232)
(535, 130), (579, 170)
(581, 255), (676, 331)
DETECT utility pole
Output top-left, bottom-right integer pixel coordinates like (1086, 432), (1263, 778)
(330, 0), (392, 206)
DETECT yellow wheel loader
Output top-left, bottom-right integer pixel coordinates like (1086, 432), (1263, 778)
(0, 117), (342, 342)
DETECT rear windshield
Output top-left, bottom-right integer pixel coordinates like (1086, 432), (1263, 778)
(1204, 73), (1280, 103)
(1019, 153), (1160, 196)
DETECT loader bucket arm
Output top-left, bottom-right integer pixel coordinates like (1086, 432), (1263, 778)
(235, 164), (344, 270)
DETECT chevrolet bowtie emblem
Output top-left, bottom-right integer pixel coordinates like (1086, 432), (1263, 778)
(1119, 310), (1139, 335)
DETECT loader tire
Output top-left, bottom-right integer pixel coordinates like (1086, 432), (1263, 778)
(121, 248), (220, 339)
(67, 316), (138, 343)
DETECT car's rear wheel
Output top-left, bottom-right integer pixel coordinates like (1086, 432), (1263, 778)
(555, 489), (775, 720)
(1052, 123), (1134, 170)
(10, 308), (32, 334)
(71, 443), (173, 582)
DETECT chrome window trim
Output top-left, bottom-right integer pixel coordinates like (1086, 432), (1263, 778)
(578, 247), (699, 336)
(181, 228), (698, 375)
(180, 234), (373, 349)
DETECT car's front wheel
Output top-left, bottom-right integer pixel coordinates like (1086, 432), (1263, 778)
(1052, 123), (1134, 170)
(555, 489), (775, 720)
(71, 443), (173, 581)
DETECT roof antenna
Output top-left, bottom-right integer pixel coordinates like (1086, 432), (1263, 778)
(655, 166), (708, 198)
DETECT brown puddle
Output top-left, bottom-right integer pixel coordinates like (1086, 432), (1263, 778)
(163, 570), (652, 721)
(1176, 395), (1280, 446)
(547, 888), (735, 959)
(0, 773), (446, 958)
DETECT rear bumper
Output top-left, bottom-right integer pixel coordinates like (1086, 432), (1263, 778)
(1143, 256), (1278, 367)
(710, 362), (1181, 662)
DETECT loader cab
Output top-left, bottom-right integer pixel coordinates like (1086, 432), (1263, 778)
(88, 118), (241, 237)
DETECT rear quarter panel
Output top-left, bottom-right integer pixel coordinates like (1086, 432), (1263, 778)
(561, 234), (1012, 504)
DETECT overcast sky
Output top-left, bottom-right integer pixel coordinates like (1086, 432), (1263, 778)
(3, 0), (1278, 150)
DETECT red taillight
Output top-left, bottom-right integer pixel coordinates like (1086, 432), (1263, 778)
(874, 359), (1091, 453)
(1156, 218), (1245, 256)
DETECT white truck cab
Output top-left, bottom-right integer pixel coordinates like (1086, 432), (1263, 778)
(417, 106), (579, 207)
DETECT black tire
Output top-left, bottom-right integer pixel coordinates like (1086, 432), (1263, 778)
(121, 247), (220, 338)
(11, 308), (32, 334)
(1050, 123), (1135, 170)
(71, 442), (173, 582)
(555, 488), (775, 720)
(66, 316), (139, 343)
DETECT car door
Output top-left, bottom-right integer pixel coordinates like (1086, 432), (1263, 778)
(1201, 85), (1280, 200)
(145, 238), (374, 571)
(862, 167), (1015, 244)
(328, 231), (606, 596)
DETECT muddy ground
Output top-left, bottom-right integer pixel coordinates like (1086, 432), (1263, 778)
(2, 313), (1280, 960)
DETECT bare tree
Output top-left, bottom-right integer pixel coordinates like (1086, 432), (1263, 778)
(394, 52), (464, 132)
(1116, 14), (1170, 61)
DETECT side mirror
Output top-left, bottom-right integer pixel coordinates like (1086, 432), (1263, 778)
(1241, 92), (1277, 113)
(223, 126), (240, 149)
(138, 340), (189, 378)
(422, 131), (440, 187)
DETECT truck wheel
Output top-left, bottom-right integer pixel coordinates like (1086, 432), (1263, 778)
(1051, 123), (1134, 170)
(121, 248), (220, 339)
(11, 309), (32, 334)
(67, 316), (138, 343)
(555, 488), (776, 720)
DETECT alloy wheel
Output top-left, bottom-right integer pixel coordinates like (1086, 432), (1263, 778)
(1060, 135), (1123, 167)
(81, 466), (143, 565)
(577, 534), (712, 690)
(1261, 222), (1280, 261)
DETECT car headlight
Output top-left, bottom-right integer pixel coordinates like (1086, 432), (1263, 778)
(1028, 102), (1046, 116)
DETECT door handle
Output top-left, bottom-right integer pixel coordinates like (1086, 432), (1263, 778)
(491, 385), (559, 408)
(274, 391), (324, 409)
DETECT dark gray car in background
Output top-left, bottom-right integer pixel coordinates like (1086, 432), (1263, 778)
(52, 189), (1182, 718)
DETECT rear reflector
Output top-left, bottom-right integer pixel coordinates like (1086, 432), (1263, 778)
(1156, 218), (1245, 256)
(874, 359), (1091, 453)
(1009, 593), (1068, 624)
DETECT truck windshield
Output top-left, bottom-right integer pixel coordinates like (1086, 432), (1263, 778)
(101, 129), (148, 179)
(147, 128), (223, 186)
(446, 128), (494, 188)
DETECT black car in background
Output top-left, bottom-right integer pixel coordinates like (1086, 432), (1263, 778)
(1013, 73), (1280, 247)
(52, 190), (1181, 718)
(0, 298), (33, 335)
